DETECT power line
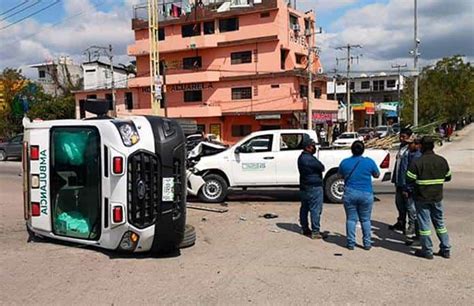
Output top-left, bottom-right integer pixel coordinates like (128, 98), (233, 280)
(0, 0), (41, 21)
(0, 0), (30, 17)
(0, 0), (61, 31)
(0, 0), (106, 48)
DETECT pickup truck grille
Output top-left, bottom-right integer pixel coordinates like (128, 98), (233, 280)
(127, 151), (159, 229)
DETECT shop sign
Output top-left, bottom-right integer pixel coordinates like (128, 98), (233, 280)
(364, 102), (375, 115)
(170, 82), (213, 92)
(312, 112), (336, 123)
(255, 114), (281, 120)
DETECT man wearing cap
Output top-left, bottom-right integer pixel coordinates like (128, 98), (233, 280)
(297, 135), (326, 239)
(406, 136), (452, 259)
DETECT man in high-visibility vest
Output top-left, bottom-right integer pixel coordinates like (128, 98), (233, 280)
(406, 136), (451, 260)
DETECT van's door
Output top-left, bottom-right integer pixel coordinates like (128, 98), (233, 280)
(273, 132), (306, 185)
(231, 134), (277, 185)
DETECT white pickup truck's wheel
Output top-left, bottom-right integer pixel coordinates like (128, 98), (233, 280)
(325, 173), (344, 203)
(198, 174), (228, 203)
(0, 150), (6, 161)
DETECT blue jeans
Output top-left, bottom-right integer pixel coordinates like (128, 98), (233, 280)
(300, 186), (323, 233)
(343, 188), (374, 248)
(416, 201), (450, 255)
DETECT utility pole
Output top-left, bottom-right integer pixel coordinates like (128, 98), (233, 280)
(412, 0), (420, 127)
(335, 44), (362, 132)
(148, 0), (161, 115)
(306, 25), (322, 131)
(391, 63), (407, 124)
(84, 45), (116, 116)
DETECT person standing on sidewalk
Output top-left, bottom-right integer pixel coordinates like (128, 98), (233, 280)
(297, 135), (326, 239)
(338, 141), (380, 250)
(406, 136), (452, 260)
(390, 128), (413, 234)
(404, 137), (423, 244)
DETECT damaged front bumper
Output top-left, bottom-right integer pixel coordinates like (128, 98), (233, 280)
(187, 170), (205, 196)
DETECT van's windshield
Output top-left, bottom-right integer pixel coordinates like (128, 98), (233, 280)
(50, 127), (101, 240)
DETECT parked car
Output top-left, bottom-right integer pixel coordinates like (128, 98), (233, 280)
(0, 133), (23, 161)
(187, 129), (391, 203)
(375, 125), (393, 138)
(332, 132), (364, 148)
(357, 127), (375, 141)
(391, 123), (401, 134)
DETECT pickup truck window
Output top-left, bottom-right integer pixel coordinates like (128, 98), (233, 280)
(240, 135), (273, 153)
(280, 133), (304, 151)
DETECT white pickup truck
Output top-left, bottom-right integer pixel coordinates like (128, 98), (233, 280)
(187, 129), (391, 203)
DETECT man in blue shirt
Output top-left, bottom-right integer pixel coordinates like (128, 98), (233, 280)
(297, 135), (326, 239)
(339, 141), (380, 250)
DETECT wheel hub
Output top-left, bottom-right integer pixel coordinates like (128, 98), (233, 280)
(331, 179), (345, 201)
(203, 180), (222, 200)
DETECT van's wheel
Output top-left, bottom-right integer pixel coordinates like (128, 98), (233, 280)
(198, 174), (228, 203)
(325, 173), (344, 203)
(0, 150), (6, 161)
(179, 224), (196, 249)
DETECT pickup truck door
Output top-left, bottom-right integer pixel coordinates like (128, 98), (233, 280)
(274, 132), (307, 185)
(231, 134), (277, 185)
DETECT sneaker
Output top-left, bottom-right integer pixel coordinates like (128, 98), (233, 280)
(414, 249), (434, 260)
(388, 222), (405, 232)
(302, 229), (312, 237)
(347, 245), (355, 250)
(435, 250), (451, 259)
(406, 224), (416, 236)
(363, 246), (372, 251)
(311, 231), (329, 239)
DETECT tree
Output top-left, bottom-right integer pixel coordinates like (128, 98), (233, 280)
(402, 55), (474, 126)
(0, 68), (26, 136)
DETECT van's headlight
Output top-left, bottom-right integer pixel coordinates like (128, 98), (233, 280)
(113, 121), (140, 147)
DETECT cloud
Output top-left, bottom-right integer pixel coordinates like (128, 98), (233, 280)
(298, 0), (357, 12)
(318, 0), (474, 74)
(0, 0), (136, 77)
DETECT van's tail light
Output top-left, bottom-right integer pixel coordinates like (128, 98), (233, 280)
(113, 206), (123, 223)
(31, 202), (40, 217)
(22, 141), (30, 220)
(113, 156), (123, 174)
(380, 153), (390, 169)
(30, 145), (39, 160)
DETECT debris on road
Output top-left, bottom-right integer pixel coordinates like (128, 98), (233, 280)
(187, 204), (229, 213)
(259, 213), (279, 219)
(239, 216), (247, 221)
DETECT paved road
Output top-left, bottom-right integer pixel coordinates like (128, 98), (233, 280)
(0, 125), (473, 304)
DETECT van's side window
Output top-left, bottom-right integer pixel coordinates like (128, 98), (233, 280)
(280, 133), (304, 151)
(240, 135), (273, 153)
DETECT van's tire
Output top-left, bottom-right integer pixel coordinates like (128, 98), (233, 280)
(325, 173), (344, 204)
(198, 174), (228, 203)
(179, 224), (196, 249)
(0, 150), (6, 161)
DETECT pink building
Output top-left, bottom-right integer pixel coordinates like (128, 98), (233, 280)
(75, 0), (338, 144)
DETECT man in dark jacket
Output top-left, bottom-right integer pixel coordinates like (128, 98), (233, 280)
(406, 136), (451, 259)
(298, 135), (326, 239)
(390, 128), (413, 233)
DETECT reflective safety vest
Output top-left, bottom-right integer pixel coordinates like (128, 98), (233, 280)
(406, 151), (451, 202)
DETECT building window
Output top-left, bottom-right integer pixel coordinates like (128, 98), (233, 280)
(197, 124), (206, 133)
(38, 70), (46, 78)
(260, 12), (270, 18)
(232, 87), (252, 100)
(350, 82), (355, 90)
(289, 14), (298, 29)
(105, 93), (113, 110)
(182, 23), (200, 37)
(281, 49), (289, 70)
(387, 79), (396, 88)
(204, 21), (214, 35)
(125, 92), (133, 110)
(373, 80), (384, 91)
(184, 90), (202, 102)
(231, 51), (252, 65)
(361, 81), (370, 89)
(295, 53), (306, 64)
(300, 85), (308, 98)
(271, 84), (280, 88)
(232, 125), (252, 137)
(314, 87), (322, 99)
(219, 17), (239, 32)
(158, 28), (165, 41)
(183, 56), (202, 69)
(85, 69), (96, 73)
(86, 94), (97, 100)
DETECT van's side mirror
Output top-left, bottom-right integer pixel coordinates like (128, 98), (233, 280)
(235, 146), (242, 154)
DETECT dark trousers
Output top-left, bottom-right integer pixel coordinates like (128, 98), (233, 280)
(395, 187), (407, 226)
(300, 186), (323, 233)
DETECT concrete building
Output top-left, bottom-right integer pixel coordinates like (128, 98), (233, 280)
(30, 57), (82, 96)
(82, 61), (130, 91)
(75, 0), (338, 143)
(327, 73), (404, 128)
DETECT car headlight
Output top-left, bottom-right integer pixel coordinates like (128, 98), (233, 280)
(113, 120), (140, 147)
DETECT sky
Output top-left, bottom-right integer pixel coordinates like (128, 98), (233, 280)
(0, 0), (472, 78)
